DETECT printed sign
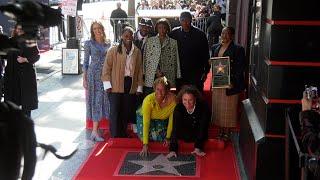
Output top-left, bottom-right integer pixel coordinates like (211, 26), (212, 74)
(61, 0), (77, 17)
(62, 48), (79, 74)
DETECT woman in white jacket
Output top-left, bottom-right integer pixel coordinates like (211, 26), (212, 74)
(143, 18), (181, 95)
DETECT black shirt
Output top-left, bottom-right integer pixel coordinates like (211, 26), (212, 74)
(169, 101), (210, 152)
(169, 26), (210, 87)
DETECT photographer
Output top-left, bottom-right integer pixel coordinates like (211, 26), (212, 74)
(300, 86), (320, 178)
(4, 24), (40, 117)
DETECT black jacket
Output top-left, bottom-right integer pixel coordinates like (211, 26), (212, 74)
(211, 42), (246, 95)
(110, 8), (128, 27)
(206, 12), (223, 34)
(4, 36), (40, 110)
(169, 101), (210, 152)
(169, 26), (210, 90)
(300, 110), (320, 155)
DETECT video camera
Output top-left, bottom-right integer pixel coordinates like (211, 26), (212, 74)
(0, 0), (63, 55)
(305, 85), (318, 100)
(304, 85), (319, 111)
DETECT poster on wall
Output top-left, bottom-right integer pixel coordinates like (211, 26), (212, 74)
(61, 0), (77, 17)
(62, 48), (79, 74)
(76, 15), (83, 38)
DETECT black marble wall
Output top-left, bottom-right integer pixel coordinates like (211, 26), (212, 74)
(240, 0), (320, 179)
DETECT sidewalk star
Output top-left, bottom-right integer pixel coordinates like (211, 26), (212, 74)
(128, 154), (194, 175)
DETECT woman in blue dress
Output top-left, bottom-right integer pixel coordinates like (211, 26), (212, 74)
(83, 21), (110, 142)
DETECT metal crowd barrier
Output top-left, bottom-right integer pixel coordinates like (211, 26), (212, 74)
(110, 17), (136, 43)
(81, 17), (135, 44)
(192, 17), (208, 34)
(48, 16), (207, 48)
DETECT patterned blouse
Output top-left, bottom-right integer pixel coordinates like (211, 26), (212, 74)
(143, 36), (181, 87)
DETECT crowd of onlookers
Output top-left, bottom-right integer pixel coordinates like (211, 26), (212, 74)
(137, 0), (226, 19)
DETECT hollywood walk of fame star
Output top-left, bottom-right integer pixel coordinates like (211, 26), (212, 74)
(215, 62), (227, 74)
(128, 154), (194, 176)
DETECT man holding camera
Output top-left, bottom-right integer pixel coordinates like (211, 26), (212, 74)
(300, 86), (320, 178)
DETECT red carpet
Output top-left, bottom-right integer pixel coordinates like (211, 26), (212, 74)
(73, 138), (240, 180)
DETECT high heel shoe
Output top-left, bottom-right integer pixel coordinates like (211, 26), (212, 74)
(90, 132), (104, 142)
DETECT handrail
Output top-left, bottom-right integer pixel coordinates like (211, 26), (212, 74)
(242, 99), (265, 143)
(286, 108), (302, 156)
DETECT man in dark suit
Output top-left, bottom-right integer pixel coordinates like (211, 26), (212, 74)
(133, 18), (154, 52)
(169, 11), (210, 92)
(110, 2), (128, 42)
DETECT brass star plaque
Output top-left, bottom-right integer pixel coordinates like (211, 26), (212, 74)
(210, 56), (231, 88)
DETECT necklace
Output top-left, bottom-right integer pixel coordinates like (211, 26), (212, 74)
(187, 104), (196, 114)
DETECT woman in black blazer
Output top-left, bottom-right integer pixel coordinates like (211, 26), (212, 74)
(211, 26), (246, 140)
(167, 85), (210, 158)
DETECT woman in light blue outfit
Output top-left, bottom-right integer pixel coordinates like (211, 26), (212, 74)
(83, 21), (110, 142)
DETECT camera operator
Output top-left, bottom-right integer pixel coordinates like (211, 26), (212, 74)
(4, 24), (40, 117)
(300, 87), (320, 178)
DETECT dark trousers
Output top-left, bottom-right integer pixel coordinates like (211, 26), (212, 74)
(108, 77), (136, 137)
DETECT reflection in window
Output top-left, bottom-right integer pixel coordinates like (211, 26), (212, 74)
(254, 0), (262, 45)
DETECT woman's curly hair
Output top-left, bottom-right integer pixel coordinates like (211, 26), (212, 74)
(176, 85), (203, 104)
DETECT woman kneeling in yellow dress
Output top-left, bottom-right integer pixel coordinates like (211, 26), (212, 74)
(137, 77), (176, 157)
